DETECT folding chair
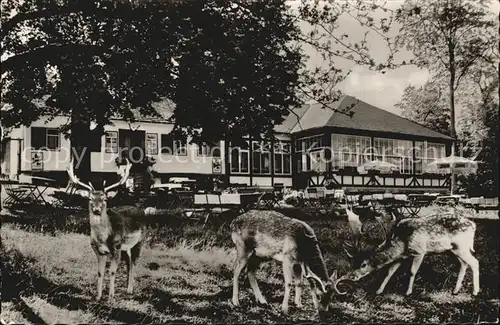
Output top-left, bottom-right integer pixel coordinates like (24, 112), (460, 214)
(1, 176), (32, 208)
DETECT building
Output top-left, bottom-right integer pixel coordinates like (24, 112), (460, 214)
(1, 96), (453, 193)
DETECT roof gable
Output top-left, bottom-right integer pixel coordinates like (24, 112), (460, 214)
(325, 96), (453, 140)
(277, 95), (453, 140)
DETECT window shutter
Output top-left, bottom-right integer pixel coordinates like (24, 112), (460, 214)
(161, 134), (174, 154)
(31, 127), (46, 149)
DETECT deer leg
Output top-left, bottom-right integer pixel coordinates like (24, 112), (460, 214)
(307, 279), (320, 310)
(125, 249), (134, 295)
(293, 263), (303, 308)
(108, 248), (121, 301)
(406, 254), (424, 296)
(452, 256), (468, 295)
(281, 258), (293, 314)
(96, 253), (107, 301)
(457, 249), (480, 296)
(232, 244), (250, 307)
(247, 256), (267, 305)
(376, 261), (402, 295)
(126, 241), (142, 295)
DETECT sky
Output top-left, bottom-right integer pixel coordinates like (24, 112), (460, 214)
(291, 0), (500, 115)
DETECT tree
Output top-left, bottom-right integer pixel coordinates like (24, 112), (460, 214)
(396, 77), (450, 135)
(1, 0), (306, 178)
(394, 0), (497, 193)
(457, 64), (499, 197)
(459, 99), (499, 197)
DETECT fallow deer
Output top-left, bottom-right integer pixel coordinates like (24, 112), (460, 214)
(230, 210), (346, 314)
(343, 196), (391, 251)
(340, 212), (480, 296)
(67, 158), (146, 301)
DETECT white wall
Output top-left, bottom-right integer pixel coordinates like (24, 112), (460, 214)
(273, 177), (293, 187)
(229, 175), (292, 187)
(96, 120), (225, 174)
(20, 116), (72, 173)
(13, 116), (225, 175)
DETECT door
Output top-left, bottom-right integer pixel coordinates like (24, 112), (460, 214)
(119, 129), (146, 162)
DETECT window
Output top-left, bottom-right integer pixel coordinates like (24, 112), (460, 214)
(146, 133), (158, 155)
(105, 131), (118, 153)
(415, 141), (446, 174)
(274, 141), (291, 174)
(160, 134), (186, 155)
(331, 134), (371, 169)
(198, 142), (221, 157)
(296, 135), (323, 152)
(46, 129), (60, 150)
(252, 141), (271, 174)
(31, 127), (60, 150)
(373, 138), (413, 174)
(230, 141), (249, 174)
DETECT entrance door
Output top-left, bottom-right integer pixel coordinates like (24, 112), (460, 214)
(119, 129), (146, 162)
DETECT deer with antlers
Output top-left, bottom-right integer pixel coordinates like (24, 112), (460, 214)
(340, 210), (480, 296)
(67, 158), (146, 301)
(230, 210), (347, 314)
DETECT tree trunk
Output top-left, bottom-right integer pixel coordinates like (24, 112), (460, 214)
(71, 108), (92, 184)
(448, 41), (457, 195)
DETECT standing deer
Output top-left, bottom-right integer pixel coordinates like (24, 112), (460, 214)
(230, 210), (346, 314)
(67, 158), (145, 301)
(340, 212), (479, 296)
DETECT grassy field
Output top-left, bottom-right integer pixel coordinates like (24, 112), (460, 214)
(1, 207), (499, 324)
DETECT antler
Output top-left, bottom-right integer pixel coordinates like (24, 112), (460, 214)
(67, 158), (94, 192)
(333, 276), (348, 295)
(104, 158), (132, 193)
(374, 216), (389, 251)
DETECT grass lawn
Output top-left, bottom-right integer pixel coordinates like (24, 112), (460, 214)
(1, 207), (499, 324)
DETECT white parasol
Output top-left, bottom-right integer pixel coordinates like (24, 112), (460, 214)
(425, 155), (479, 175)
(357, 159), (400, 174)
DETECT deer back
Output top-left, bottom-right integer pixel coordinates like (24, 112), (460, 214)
(107, 205), (146, 234)
(392, 213), (476, 254)
(230, 210), (329, 280)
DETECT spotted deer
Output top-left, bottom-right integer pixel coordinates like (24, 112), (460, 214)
(340, 212), (480, 296)
(67, 158), (145, 301)
(230, 210), (346, 314)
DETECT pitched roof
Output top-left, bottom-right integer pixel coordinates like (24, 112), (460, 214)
(273, 104), (309, 133)
(281, 95), (453, 140)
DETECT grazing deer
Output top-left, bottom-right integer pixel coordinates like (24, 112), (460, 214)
(230, 210), (346, 314)
(67, 158), (145, 301)
(343, 196), (391, 251)
(340, 212), (479, 296)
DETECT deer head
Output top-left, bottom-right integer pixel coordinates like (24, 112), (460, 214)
(343, 205), (389, 260)
(305, 269), (349, 311)
(67, 157), (132, 216)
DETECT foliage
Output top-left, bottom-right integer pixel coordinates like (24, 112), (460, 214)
(0, 0), (399, 146)
(0, 0), (301, 145)
(395, 77), (450, 135)
(394, 0), (497, 138)
(459, 98), (499, 197)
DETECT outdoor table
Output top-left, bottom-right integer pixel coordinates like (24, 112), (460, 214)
(25, 176), (57, 206)
(192, 192), (264, 227)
